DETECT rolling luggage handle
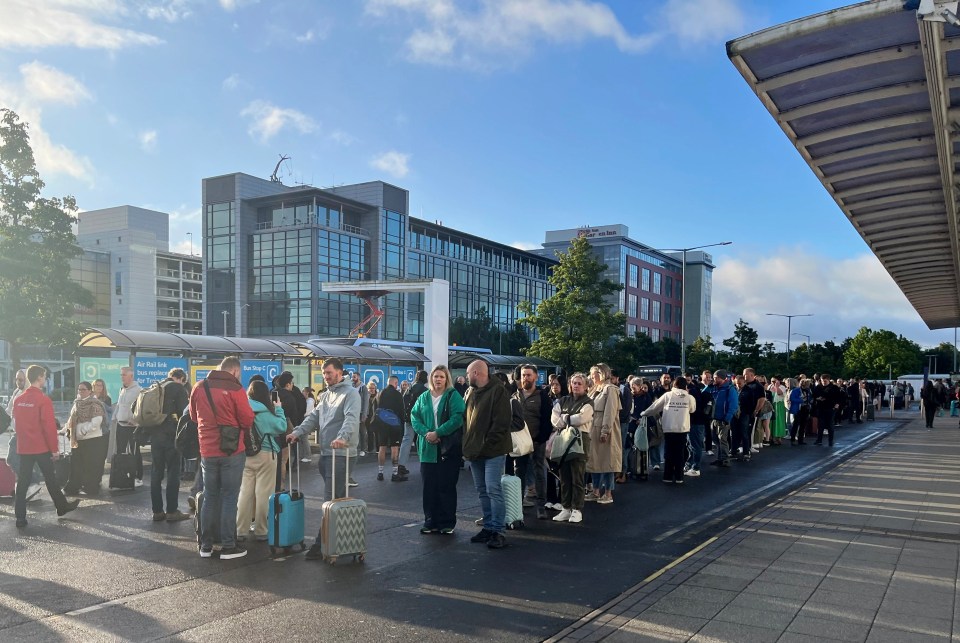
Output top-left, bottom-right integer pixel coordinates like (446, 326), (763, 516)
(331, 446), (350, 500)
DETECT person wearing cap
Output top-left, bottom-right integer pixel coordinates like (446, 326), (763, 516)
(709, 369), (739, 467)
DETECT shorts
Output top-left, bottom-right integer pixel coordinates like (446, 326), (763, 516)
(376, 422), (403, 447)
(759, 412), (773, 421)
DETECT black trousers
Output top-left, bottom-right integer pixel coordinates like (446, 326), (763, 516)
(421, 452), (461, 530)
(790, 406), (809, 443)
(115, 424), (143, 479)
(663, 433), (687, 482)
(15, 452), (71, 521)
(923, 402), (937, 428)
(64, 435), (107, 494)
(817, 410), (834, 445)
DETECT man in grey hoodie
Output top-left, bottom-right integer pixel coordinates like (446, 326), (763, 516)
(287, 357), (361, 560)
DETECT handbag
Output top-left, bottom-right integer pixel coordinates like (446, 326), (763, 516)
(549, 422), (584, 463)
(647, 419), (663, 449)
(202, 380), (243, 455)
(509, 425), (534, 457)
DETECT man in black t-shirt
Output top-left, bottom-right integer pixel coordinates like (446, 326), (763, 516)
(735, 368), (765, 461)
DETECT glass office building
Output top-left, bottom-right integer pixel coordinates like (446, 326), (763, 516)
(202, 173), (556, 342)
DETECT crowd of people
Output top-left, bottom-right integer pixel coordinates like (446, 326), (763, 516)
(4, 358), (959, 558)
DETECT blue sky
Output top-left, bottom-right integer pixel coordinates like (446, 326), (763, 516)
(1, 0), (956, 354)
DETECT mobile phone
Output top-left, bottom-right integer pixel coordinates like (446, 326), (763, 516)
(271, 391), (279, 402)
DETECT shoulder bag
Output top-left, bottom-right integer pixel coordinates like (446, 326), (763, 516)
(202, 380), (242, 455)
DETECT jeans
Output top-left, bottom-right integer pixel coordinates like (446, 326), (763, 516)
(398, 421), (415, 468)
(591, 472), (615, 493)
(7, 434), (39, 485)
(531, 441), (547, 507)
(713, 420), (731, 462)
(469, 455), (506, 534)
(296, 433), (311, 461)
(318, 452), (349, 502)
(791, 407), (809, 443)
(648, 442), (663, 468)
(733, 414), (752, 456)
(687, 424), (704, 471)
(200, 451), (246, 549)
(421, 451), (461, 530)
(817, 410), (835, 445)
(15, 452), (72, 522)
(150, 442), (181, 514)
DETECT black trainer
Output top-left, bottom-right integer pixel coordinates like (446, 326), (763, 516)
(398, 465), (410, 476)
(57, 499), (80, 517)
(391, 473), (408, 482)
(487, 533), (507, 549)
(470, 529), (493, 543)
(377, 472), (384, 481)
(305, 544), (324, 560)
(219, 546), (247, 560)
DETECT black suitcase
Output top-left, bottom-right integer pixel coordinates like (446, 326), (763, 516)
(194, 490), (224, 549)
(109, 452), (137, 489)
(628, 444), (647, 480)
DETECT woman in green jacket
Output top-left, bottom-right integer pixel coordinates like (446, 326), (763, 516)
(411, 364), (466, 535)
(236, 380), (288, 542)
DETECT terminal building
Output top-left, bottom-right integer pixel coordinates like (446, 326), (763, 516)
(201, 172), (556, 342)
(536, 225), (715, 343)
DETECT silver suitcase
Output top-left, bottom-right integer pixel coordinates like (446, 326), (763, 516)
(319, 450), (366, 564)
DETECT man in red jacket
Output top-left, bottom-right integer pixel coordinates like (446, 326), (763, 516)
(189, 356), (255, 560)
(13, 365), (80, 528)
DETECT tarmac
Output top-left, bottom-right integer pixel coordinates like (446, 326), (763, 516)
(547, 411), (960, 642)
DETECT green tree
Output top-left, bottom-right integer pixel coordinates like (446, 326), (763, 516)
(658, 337), (681, 365)
(603, 331), (659, 377)
(519, 235), (625, 372)
(925, 341), (957, 375)
(721, 318), (760, 372)
(685, 335), (715, 374)
(843, 327), (922, 379)
(0, 109), (92, 381)
(448, 307), (530, 355)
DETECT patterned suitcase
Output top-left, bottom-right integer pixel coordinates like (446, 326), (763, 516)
(627, 444), (647, 480)
(501, 473), (524, 530)
(269, 451), (306, 556)
(319, 450), (366, 564)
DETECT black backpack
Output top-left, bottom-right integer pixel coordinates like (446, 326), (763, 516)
(175, 413), (200, 459)
(0, 405), (10, 435)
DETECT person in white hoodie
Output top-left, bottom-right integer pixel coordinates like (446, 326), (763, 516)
(642, 376), (696, 485)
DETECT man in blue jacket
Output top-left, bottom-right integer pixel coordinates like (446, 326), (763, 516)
(709, 370), (739, 467)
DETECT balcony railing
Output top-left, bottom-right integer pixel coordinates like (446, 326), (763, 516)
(157, 288), (180, 298)
(182, 272), (202, 281)
(256, 217), (369, 237)
(183, 310), (202, 320)
(158, 269), (180, 278)
(157, 310), (180, 320)
(182, 291), (202, 301)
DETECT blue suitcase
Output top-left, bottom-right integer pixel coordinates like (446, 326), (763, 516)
(269, 453), (306, 556)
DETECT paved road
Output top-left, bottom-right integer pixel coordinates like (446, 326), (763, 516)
(0, 417), (908, 642)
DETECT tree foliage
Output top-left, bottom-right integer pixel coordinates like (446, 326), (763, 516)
(720, 318), (760, 373)
(0, 109), (92, 379)
(448, 307), (530, 355)
(842, 327), (923, 379)
(519, 235), (625, 373)
(685, 335), (715, 374)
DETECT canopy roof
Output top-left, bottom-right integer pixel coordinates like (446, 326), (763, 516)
(727, 0), (960, 329)
(290, 340), (426, 363)
(447, 353), (558, 370)
(79, 328), (298, 356)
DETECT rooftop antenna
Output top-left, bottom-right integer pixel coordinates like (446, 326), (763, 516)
(270, 154), (290, 183)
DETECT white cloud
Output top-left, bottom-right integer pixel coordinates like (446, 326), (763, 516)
(139, 129), (157, 152)
(296, 29), (319, 43)
(710, 247), (941, 347)
(222, 73), (242, 91)
(0, 67), (94, 182)
(143, 0), (194, 22)
(661, 0), (746, 46)
(0, 0), (163, 50)
(240, 100), (318, 143)
(370, 151), (410, 178)
(20, 61), (92, 105)
(365, 0), (661, 67)
(219, 0), (259, 12)
(510, 241), (538, 251)
(329, 129), (356, 146)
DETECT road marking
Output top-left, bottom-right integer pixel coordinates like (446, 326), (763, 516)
(643, 536), (718, 583)
(653, 429), (885, 542)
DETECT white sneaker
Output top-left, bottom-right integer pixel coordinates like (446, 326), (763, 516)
(553, 508), (572, 521)
(750, 447), (760, 454)
(653, 464), (660, 471)
(568, 509), (583, 523)
(706, 450), (714, 456)
(134, 479), (144, 487)
(686, 469), (701, 477)
(358, 451), (366, 457)
(300, 458), (311, 463)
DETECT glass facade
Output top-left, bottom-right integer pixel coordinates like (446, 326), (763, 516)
(205, 201), (236, 335)
(71, 250), (111, 327)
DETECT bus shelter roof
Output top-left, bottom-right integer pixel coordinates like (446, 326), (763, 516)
(728, 0), (960, 329)
(78, 328), (299, 356)
(291, 340), (426, 363)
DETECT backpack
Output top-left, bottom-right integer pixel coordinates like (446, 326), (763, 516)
(175, 413), (199, 458)
(132, 381), (167, 427)
(0, 406), (9, 434)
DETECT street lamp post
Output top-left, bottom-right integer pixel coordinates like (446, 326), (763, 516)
(658, 241), (732, 374)
(766, 313), (813, 372)
(240, 303), (250, 338)
(792, 332), (811, 346)
(221, 309), (229, 337)
(186, 232), (194, 256)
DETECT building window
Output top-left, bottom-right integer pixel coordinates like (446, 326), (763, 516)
(628, 264), (638, 289)
(664, 303), (672, 325)
(115, 271), (122, 295)
(676, 306), (682, 325)
(652, 300), (661, 323)
(653, 272), (662, 295)
(627, 324), (637, 336)
(628, 294), (637, 318)
(641, 268), (650, 291)
(665, 276), (673, 298)
(640, 297), (649, 321)
(651, 327), (660, 342)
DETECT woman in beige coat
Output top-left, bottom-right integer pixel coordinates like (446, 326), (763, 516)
(586, 363), (621, 505)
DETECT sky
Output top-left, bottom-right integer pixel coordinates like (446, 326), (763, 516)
(0, 0), (957, 353)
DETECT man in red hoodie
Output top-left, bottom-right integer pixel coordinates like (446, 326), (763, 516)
(189, 356), (255, 560)
(13, 365), (80, 528)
